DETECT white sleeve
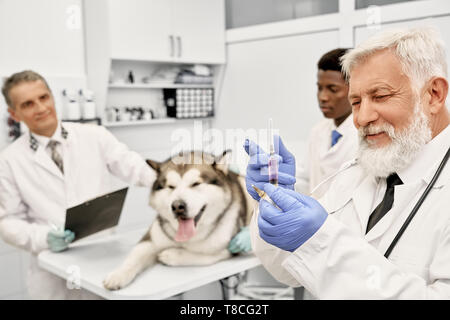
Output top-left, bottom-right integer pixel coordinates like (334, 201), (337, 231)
(249, 204), (302, 287)
(282, 215), (450, 299)
(295, 155), (309, 195)
(0, 160), (51, 254)
(97, 126), (156, 187)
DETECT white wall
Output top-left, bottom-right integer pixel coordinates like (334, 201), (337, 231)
(214, 30), (340, 167)
(355, 16), (450, 79)
(0, 0), (85, 77)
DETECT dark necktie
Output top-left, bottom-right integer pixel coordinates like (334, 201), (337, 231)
(331, 130), (342, 147)
(366, 173), (403, 233)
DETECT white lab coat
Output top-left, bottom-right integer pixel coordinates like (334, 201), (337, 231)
(0, 122), (156, 299)
(250, 125), (450, 299)
(295, 115), (358, 198)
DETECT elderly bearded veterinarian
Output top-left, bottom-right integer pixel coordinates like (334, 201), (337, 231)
(245, 26), (450, 299)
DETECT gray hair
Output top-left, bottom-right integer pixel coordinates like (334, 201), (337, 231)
(341, 26), (448, 93)
(2, 70), (51, 108)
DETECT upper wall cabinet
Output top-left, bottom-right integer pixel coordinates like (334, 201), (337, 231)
(84, 0), (226, 121)
(108, 0), (172, 61)
(107, 0), (226, 64)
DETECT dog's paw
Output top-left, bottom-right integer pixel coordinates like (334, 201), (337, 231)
(158, 248), (184, 266)
(103, 268), (135, 291)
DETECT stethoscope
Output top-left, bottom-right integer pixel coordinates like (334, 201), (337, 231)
(309, 146), (450, 259)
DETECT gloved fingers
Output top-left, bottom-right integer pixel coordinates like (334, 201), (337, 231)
(274, 135), (296, 165)
(246, 166), (294, 185)
(259, 226), (302, 252)
(246, 166), (269, 182)
(259, 199), (283, 220)
(229, 246), (240, 254)
(228, 238), (248, 254)
(258, 213), (281, 237)
(246, 181), (265, 200)
(244, 139), (267, 157)
(64, 230), (75, 243)
(281, 188), (311, 204)
(263, 184), (303, 212)
(258, 227), (288, 246)
(259, 200), (294, 226)
(228, 241), (239, 253)
(51, 243), (69, 253)
(258, 209), (301, 237)
(277, 172), (296, 185)
(247, 153), (282, 170)
(48, 228), (65, 238)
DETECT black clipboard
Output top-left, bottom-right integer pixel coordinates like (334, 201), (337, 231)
(64, 188), (128, 241)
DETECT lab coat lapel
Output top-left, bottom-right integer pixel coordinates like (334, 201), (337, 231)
(33, 146), (64, 180)
(351, 176), (377, 236)
(364, 183), (411, 243)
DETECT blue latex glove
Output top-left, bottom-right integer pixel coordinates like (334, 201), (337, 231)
(258, 184), (328, 252)
(47, 228), (75, 253)
(228, 226), (251, 253)
(243, 135), (296, 200)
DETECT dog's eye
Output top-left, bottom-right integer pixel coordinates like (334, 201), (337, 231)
(210, 179), (219, 185)
(167, 185), (176, 189)
(191, 182), (201, 187)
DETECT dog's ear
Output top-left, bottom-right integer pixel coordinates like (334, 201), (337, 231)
(146, 159), (161, 173)
(212, 149), (232, 175)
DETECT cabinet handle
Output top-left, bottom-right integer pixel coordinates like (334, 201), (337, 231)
(176, 36), (182, 58)
(169, 35), (175, 57)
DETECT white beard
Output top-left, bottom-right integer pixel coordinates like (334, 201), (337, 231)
(357, 103), (432, 178)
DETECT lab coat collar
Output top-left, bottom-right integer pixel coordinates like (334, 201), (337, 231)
(351, 174), (378, 236)
(30, 122), (68, 180)
(397, 124), (450, 188)
(364, 181), (420, 243)
(33, 144), (64, 180)
(29, 122), (69, 151)
(334, 113), (354, 135)
(325, 115), (356, 151)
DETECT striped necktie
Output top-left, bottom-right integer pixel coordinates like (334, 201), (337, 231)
(48, 140), (64, 174)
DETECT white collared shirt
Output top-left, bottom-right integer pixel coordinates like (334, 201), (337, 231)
(31, 122), (65, 163)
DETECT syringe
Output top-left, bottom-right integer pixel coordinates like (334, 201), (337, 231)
(252, 185), (280, 209)
(268, 118), (278, 186)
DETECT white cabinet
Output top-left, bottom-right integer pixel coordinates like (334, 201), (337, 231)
(171, 0), (226, 64)
(84, 0), (226, 126)
(108, 0), (173, 61)
(107, 0), (225, 64)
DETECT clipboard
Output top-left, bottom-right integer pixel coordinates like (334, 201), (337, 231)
(64, 188), (129, 241)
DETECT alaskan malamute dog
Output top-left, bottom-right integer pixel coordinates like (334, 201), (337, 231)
(103, 151), (253, 290)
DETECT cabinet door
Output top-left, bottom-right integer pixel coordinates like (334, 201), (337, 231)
(108, 0), (174, 61)
(171, 0), (226, 64)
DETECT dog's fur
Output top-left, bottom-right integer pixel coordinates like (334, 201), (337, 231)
(103, 151), (253, 290)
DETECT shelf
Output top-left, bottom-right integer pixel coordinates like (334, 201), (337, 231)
(108, 83), (214, 89)
(104, 118), (176, 127)
(103, 117), (212, 128)
(62, 118), (102, 125)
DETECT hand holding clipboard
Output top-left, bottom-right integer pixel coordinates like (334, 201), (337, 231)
(64, 188), (128, 241)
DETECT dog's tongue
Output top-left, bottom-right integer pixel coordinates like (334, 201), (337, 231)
(175, 218), (196, 242)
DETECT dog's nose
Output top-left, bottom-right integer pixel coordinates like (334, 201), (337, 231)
(171, 200), (187, 217)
